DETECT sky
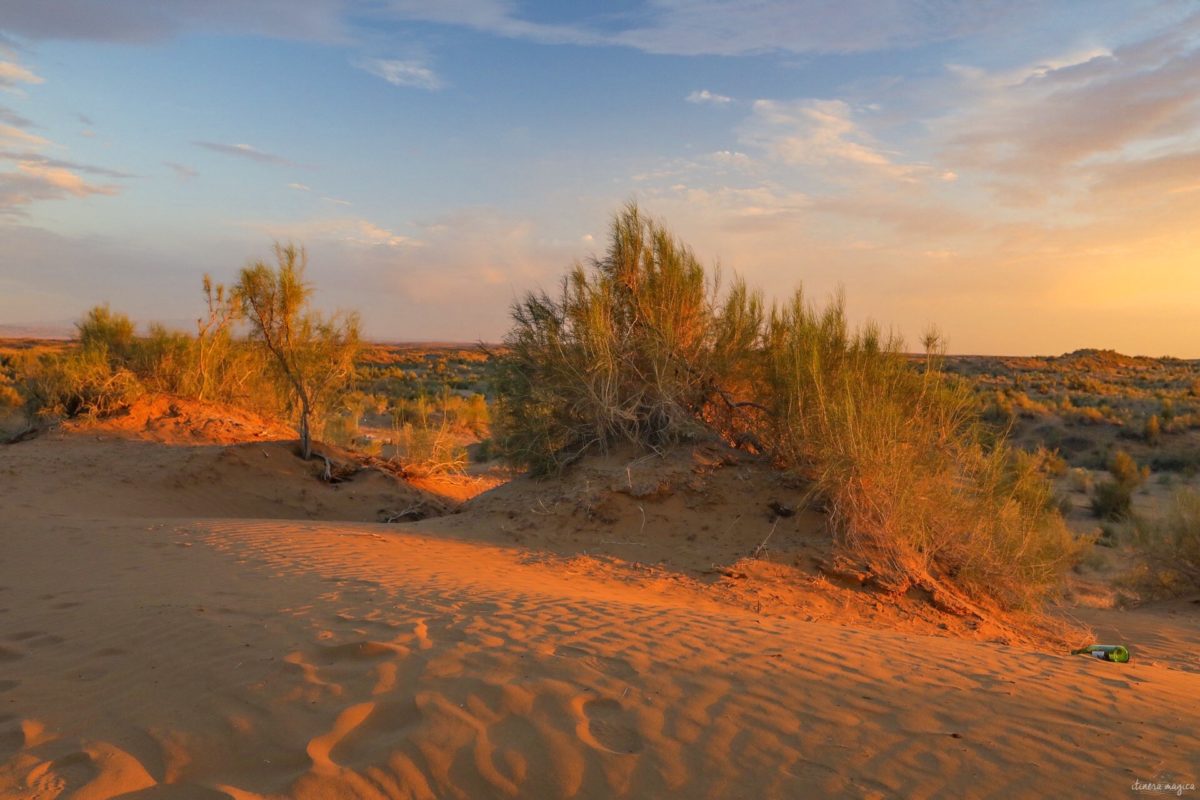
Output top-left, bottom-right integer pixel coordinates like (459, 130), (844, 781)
(1, 1), (1199, 355)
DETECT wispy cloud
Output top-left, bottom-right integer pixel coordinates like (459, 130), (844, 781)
(0, 1), (350, 44)
(0, 105), (33, 128)
(941, 17), (1200, 183)
(0, 161), (118, 216)
(378, 0), (1036, 56)
(244, 217), (420, 249)
(322, 196), (351, 206)
(0, 124), (49, 148)
(288, 182), (311, 192)
(740, 99), (938, 183)
(0, 1), (1041, 58)
(165, 161), (197, 180)
(354, 57), (442, 90)
(686, 89), (732, 105)
(0, 150), (134, 179)
(707, 150), (753, 167)
(0, 57), (43, 91)
(194, 141), (294, 166)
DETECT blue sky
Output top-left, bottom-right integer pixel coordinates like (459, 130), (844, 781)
(2, 1), (1199, 354)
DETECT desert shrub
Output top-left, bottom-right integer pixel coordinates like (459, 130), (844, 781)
(1091, 481), (1133, 521)
(1066, 405), (1108, 426)
(460, 393), (490, 434)
(1131, 489), (1200, 594)
(130, 324), (197, 394)
(14, 307), (146, 419)
(496, 205), (1081, 610)
(1108, 449), (1148, 487)
(1143, 413), (1161, 445)
(22, 347), (143, 418)
(390, 415), (467, 476)
(1035, 447), (1069, 477)
(761, 300), (1079, 609)
(1091, 450), (1147, 520)
(493, 203), (762, 473)
(237, 244), (361, 459)
(0, 384), (20, 407)
(77, 305), (135, 363)
(1068, 468), (1094, 494)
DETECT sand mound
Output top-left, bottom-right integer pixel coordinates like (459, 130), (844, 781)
(3, 397), (449, 523)
(407, 444), (1074, 646)
(62, 395), (296, 446)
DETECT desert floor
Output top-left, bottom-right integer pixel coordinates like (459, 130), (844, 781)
(1, 420), (1197, 799)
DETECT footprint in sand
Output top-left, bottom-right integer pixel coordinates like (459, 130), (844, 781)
(0, 680), (19, 693)
(554, 644), (638, 680)
(0, 645), (22, 663)
(314, 640), (403, 663)
(579, 698), (644, 755)
(8, 632), (65, 648)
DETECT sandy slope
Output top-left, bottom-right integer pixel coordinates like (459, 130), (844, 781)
(1, 426), (1197, 798)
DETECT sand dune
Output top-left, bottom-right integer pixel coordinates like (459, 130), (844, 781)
(1, 426), (1197, 798)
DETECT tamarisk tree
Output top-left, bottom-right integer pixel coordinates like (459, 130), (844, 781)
(236, 243), (360, 460)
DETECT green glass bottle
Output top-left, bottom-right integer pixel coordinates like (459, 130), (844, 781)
(1070, 644), (1130, 662)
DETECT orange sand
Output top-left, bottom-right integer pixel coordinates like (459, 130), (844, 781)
(0, 416), (1196, 798)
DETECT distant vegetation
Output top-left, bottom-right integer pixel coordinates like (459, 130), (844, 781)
(493, 204), (1083, 611)
(952, 349), (1200, 474)
(1, 244), (486, 475)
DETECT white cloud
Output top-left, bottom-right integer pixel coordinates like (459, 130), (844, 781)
(741, 99), (930, 182)
(194, 141), (294, 166)
(707, 150), (753, 168)
(355, 57), (442, 91)
(322, 196), (352, 206)
(166, 162), (198, 181)
(686, 89), (732, 105)
(288, 182), (311, 191)
(243, 217), (420, 249)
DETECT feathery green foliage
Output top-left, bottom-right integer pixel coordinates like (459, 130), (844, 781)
(493, 203), (763, 473)
(236, 243), (361, 459)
